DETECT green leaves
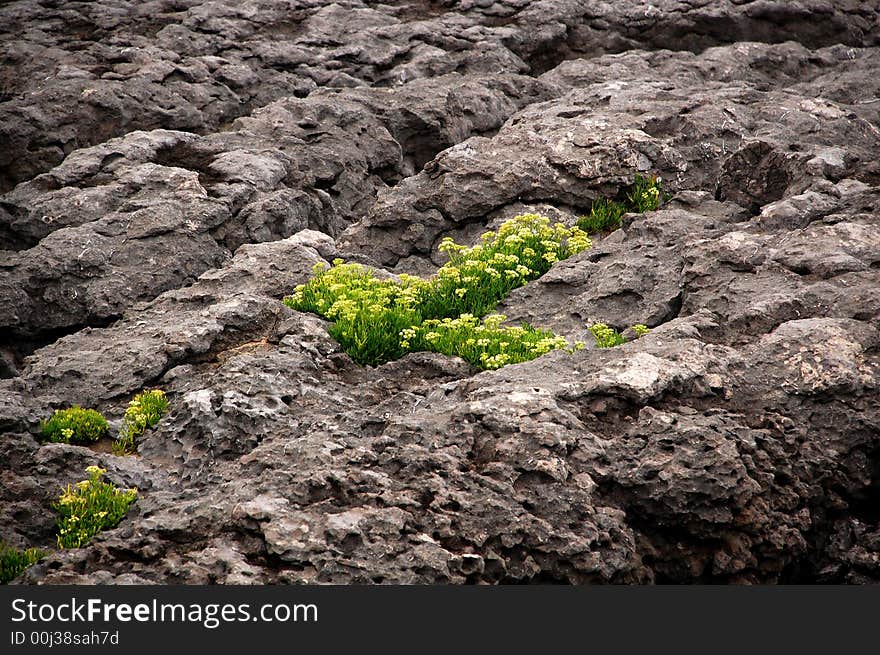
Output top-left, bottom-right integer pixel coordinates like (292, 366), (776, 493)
(578, 197), (627, 234)
(422, 214), (591, 319)
(589, 323), (650, 348)
(406, 313), (584, 370)
(589, 323), (627, 348)
(627, 174), (664, 213)
(6, 466), (140, 577)
(285, 261), (423, 366)
(0, 542), (45, 584)
(286, 212), (654, 368)
(284, 214), (591, 369)
(41, 407), (109, 445)
(632, 324), (651, 338)
(112, 389), (169, 455)
(578, 174), (665, 235)
(54, 466), (137, 549)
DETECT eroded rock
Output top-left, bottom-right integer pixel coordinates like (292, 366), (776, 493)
(2, 1), (879, 585)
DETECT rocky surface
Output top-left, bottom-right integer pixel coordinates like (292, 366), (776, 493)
(1, 0), (879, 584)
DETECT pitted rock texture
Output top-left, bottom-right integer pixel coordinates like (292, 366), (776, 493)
(1, 1), (879, 584)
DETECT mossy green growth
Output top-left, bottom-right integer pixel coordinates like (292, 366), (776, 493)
(112, 389), (169, 455)
(284, 214), (591, 369)
(0, 542), (46, 584)
(41, 407), (109, 445)
(54, 466), (137, 549)
(577, 174), (665, 235)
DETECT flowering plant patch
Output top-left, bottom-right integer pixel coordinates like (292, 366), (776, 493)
(285, 214), (589, 368)
(41, 406), (109, 445)
(286, 213), (648, 369)
(420, 213), (591, 319)
(54, 466), (137, 549)
(404, 313), (583, 370)
(112, 389), (169, 455)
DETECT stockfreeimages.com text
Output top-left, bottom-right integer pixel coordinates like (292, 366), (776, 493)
(10, 598), (317, 630)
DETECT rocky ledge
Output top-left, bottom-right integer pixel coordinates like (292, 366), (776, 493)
(1, 0), (879, 584)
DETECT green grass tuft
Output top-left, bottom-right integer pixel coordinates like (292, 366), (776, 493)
(578, 174), (665, 235)
(577, 197), (627, 234)
(0, 542), (45, 584)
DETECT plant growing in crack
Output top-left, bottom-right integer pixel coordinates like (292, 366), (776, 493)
(285, 214), (590, 369)
(0, 542), (45, 584)
(632, 324), (651, 338)
(112, 390), (169, 455)
(404, 313), (585, 370)
(41, 407), (109, 445)
(54, 466), (138, 549)
(589, 323), (651, 348)
(286, 213), (652, 369)
(577, 174), (666, 235)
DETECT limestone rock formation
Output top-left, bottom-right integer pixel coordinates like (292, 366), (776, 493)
(1, 0), (878, 584)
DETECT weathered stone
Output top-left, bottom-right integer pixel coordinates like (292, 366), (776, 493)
(2, 1), (879, 586)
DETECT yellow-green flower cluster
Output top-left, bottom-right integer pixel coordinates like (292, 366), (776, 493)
(589, 322), (651, 348)
(628, 174), (663, 213)
(423, 214), (590, 318)
(589, 323), (626, 348)
(112, 389), (170, 455)
(41, 406), (109, 445)
(284, 260), (424, 366)
(283, 214), (591, 369)
(54, 466), (137, 549)
(406, 313), (584, 370)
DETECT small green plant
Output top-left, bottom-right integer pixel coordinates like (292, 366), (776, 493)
(54, 466), (138, 549)
(0, 542), (46, 584)
(578, 174), (665, 235)
(590, 323), (652, 348)
(284, 214), (591, 369)
(41, 407), (109, 445)
(590, 323), (627, 348)
(285, 261), (423, 366)
(626, 174), (664, 213)
(112, 389), (169, 455)
(577, 197), (627, 234)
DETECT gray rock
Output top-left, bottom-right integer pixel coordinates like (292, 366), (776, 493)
(2, 1), (879, 585)
(340, 42), (880, 268)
